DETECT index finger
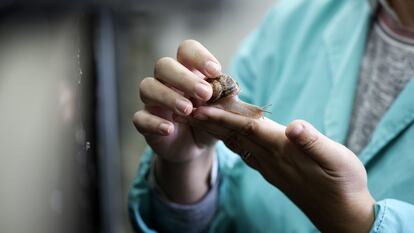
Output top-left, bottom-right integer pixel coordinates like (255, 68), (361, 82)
(177, 40), (222, 78)
(193, 106), (287, 148)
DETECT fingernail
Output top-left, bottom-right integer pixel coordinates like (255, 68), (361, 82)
(159, 123), (172, 135)
(193, 112), (208, 120)
(290, 124), (304, 137)
(176, 99), (191, 115)
(195, 83), (212, 100)
(204, 61), (221, 77)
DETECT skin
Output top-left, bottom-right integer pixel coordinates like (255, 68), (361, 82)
(132, 0), (414, 230)
(389, 0), (414, 30)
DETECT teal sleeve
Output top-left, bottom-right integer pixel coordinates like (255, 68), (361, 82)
(128, 147), (156, 233)
(370, 199), (414, 233)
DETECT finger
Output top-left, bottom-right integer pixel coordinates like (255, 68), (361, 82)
(154, 57), (212, 101)
(186, 117), (233, 140)
(285, 120), (352, 168)
(132, 109), (174, 136)
(139, 77), (193, 116)
(222, 133), (269, 170)
(193, 106), (286, 149)
(187, 117), (271, 167)
(190, 118), (266, 169)
(177, 40), (222, 78)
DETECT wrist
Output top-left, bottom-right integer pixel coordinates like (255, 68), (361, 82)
(154, 147), (215, 204)
(312, 191), (375, 233)
(352, 193), (376, 233)
(335, 192), (376, 233)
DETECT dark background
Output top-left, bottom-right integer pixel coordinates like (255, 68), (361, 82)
(0, 0), (274, 232)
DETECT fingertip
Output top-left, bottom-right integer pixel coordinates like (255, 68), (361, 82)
(285, 120), (305, 140)
(176, 40), (221, 78)
(159, 122), (174, 136)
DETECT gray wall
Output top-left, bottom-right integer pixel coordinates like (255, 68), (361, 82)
(0, 11), (97, 233)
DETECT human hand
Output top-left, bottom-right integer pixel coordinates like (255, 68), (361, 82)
(133, 40), (222, 162)
(183, 106), (375, 233)
(132, 40), (223, 203)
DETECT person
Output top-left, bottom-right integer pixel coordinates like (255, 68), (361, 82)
(129, 0), (414, 232)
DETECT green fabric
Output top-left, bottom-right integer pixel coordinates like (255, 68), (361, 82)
(129, 0), (414, 232)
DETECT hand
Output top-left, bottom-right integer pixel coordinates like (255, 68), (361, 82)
(184, 106), (375, 233)
(133, 40), (221, 161)
(132, 40), (221, 203)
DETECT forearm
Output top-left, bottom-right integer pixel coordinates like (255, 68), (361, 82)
(154, 147), (215, 204)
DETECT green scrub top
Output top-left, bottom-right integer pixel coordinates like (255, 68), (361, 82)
(129, 0), (414, 232)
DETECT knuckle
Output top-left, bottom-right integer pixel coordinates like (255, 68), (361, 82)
(193, 49), (204, 64)
(139, 77), (155, 102)
(214, 114), (227, 125)
(177, 39), (199, 60)
(132, 111), (145, 128)
(176, 68), (189, 80)
(223, 133), (242, 152)
(155, 57), (174, 75)
(301, 133), (320, 152)
(288, 119), (321, 152)
(139, 77), (153, 91)
(291, 119), (305, 126)
(241, 119), (258, 135)
(178, 39), (198, 51)
(288, 119), (306, 131)
(132, 111), (154, 135)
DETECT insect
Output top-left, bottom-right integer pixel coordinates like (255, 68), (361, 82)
(206, 74), (270, 119)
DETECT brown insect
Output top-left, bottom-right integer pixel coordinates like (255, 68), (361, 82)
(206, 74), (270, 119)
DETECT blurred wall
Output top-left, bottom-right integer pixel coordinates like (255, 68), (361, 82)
(0, 10), (98, 233)
(0, 1), (276, 232)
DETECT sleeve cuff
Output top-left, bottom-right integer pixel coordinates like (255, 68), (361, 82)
(370, 199), (414, 233)
(128, 142), (240, 233)
(147, 155), (219, 233)
(148, 154), (218, 199)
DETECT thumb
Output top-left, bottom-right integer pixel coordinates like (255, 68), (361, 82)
(285, 120), (349, 168)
